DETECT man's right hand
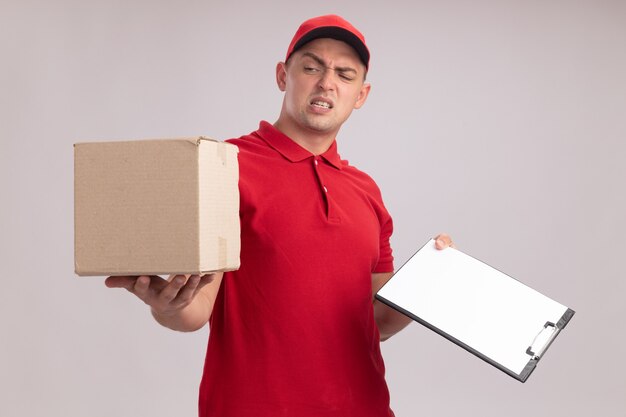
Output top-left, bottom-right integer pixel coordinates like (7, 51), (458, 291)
(105, 274), (221, 331)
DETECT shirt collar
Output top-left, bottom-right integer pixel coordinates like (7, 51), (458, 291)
(255, 121), (343, 170)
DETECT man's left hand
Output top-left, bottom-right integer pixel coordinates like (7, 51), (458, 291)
(434, 233), (455, 250)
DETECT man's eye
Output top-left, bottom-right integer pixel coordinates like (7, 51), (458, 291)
(304, 66), (320, 73)
(339, 73), (355, 81)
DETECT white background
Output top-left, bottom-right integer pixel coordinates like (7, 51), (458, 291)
(1, 1), (624, 416)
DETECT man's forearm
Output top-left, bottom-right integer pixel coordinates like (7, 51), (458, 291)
(151, 293), (212, 332)
(373, 299), (413, 341)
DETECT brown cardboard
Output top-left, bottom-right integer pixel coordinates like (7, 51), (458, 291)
(74, 137), (240, 276)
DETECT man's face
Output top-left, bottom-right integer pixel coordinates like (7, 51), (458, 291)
(276, 38), (370, 137)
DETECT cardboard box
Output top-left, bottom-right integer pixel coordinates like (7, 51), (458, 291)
(74, 137), (240, 276)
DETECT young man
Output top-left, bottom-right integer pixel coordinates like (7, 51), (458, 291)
(106, 15), (454, 417)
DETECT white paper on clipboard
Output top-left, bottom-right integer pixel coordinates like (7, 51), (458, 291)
(375, 239), (575, 382)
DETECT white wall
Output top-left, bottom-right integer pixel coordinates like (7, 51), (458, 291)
(1, 1), (624, 416)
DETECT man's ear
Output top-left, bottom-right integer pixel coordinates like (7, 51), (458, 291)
(276, 61), (287, 92)
(354, 82), (371, 109)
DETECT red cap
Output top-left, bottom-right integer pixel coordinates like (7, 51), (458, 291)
(285, 15), (370, 69)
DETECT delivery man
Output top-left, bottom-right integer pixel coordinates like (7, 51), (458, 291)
(106, 14), (454, 417)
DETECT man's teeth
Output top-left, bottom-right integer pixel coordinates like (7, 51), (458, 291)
(312, 101), (331, 108)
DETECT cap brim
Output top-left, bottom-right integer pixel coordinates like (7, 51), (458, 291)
(291, 26), (369, 69)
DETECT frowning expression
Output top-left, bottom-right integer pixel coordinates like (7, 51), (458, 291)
(276, 38), (370, 137)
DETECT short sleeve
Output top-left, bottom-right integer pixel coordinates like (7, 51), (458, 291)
(373, 212), (394, 273)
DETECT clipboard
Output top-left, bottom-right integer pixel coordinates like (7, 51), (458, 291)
(376, 239), (575, 382)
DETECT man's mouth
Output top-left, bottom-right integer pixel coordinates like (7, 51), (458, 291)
(310, 99), (333, 109)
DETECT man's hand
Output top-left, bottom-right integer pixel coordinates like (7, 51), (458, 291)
(434, 233), (455, 250)
(105, 274), (221, 331)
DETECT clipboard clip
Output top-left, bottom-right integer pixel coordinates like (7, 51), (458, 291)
(526, 321), (561, 360)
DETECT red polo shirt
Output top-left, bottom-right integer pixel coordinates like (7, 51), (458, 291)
(199, 121), (395, 417)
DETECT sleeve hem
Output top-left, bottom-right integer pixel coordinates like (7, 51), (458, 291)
(372, 262), (394, 274)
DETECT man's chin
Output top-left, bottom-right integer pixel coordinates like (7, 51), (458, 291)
(301, 118), (338, 134)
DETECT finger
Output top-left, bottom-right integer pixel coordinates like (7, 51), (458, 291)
(195, 274), (216, 292)
(105, 276), (138, 290)
(434, 233), (454, 250)
(175, 275), (202, 304)
(132, 275), (152, 299)
(159, 275), (187, 303)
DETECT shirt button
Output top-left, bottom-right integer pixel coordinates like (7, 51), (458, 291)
(314, 159), (319, 166)
(323, 186), (328, 193)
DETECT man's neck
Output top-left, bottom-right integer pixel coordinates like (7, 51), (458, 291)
(273, 120), (337, 156)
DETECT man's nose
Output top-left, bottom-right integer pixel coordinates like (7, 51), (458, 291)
(318, 69), (336, 91)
